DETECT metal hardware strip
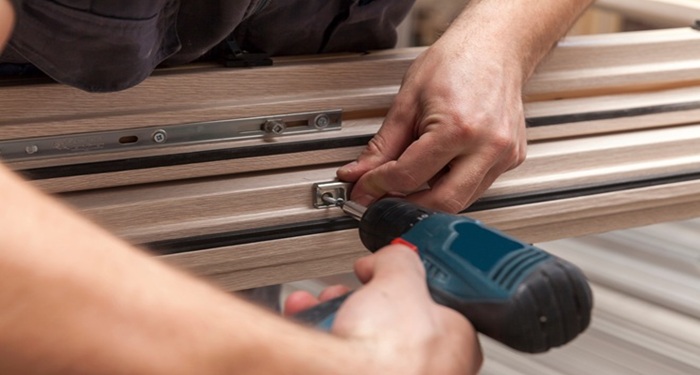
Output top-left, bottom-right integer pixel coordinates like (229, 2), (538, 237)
(7, 100), (700, 177)
(0, 110), (342, 162)
(21, 135), (369, 180)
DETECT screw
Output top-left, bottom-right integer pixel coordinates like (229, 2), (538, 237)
(152, 130), (167, 144)
(25, 145), (38, 155)
(263, 120), (286, 135)
(321, 193), (337, 205)
(313, 114), (330, 129)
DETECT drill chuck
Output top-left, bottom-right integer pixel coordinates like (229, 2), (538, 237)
(358, 198), (432, 251)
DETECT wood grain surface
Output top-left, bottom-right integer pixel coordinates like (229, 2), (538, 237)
(2, 28), (700, 290)
(596, 0), (700, 28)
(2, 28), (700, 140)
(479, 217), (700, 374)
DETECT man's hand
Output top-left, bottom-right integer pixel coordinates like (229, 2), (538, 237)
(0, 160), (480, 375)
(338, 39), (526, 213)
(285, 245), (483, 375)
(338, 0), (593, 213)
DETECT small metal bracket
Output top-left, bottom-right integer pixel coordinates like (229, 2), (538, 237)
(313, 181), (353, 208)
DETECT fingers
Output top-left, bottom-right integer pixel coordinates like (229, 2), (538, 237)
(348, 124), (515, 212)
(348, 130), (464, 207)
(353, 244), (425, 288)
(336, 95), (417, 183)
(329, 245), (429, 337)
(348, 114), (527, 212)
(318, 285), (351, 302)
(284, 245), (421, 324)
(407, 150), (513, 213)
(284, 246), (421, 318)
(333, 244), (482, 374)
(283, 291), (319, 316)
(283, 285), (351, 316)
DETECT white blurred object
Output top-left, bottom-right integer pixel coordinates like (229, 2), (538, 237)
(480, 218), (700, 375)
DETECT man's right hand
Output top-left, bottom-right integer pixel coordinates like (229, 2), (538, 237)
(285, 245), (483, 375)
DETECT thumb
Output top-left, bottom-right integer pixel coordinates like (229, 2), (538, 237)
(337, 104), (416, 182)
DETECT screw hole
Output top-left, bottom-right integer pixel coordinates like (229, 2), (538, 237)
(119, 135), (139, 144)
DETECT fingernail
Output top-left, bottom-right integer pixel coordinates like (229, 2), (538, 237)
(338, 161), (358, 173)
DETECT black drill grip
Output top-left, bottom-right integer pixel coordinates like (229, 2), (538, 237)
(431, 256), (592, 353)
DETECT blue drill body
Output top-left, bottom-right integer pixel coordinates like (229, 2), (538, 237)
(402, 214), (552, 302)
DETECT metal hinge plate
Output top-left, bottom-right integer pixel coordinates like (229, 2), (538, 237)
(0, 110), (342, 162)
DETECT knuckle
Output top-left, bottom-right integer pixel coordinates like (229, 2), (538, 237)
(484, 124), (525, 167)
(513, 144), (527, 166)
(489, 130), (517, 151)
(447, 118), (479, 141)
(503, 139), (527, 169)
(444, 197), (467, 213)
(425, 111), (479, 142)
(390, 164), (423, 192)
(435, 196), (467, 214)
(365, 134), (390, 156)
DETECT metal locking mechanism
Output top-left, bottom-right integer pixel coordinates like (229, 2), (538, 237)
(0, 110), (342, 162)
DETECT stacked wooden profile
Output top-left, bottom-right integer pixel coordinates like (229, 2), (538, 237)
(596, 0), (700, 29)
(1, 28), (700, 291)
(480, 217), (700, 374)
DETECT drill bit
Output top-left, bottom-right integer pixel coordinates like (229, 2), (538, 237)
(321, 195), (366, 221)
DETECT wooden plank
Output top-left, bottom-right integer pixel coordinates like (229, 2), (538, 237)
(8, 80), (700, 194)
(158, 179), (700, 290)
(3, 28), (700, 289)
(541, 225), (700, 318)
(480, 219), (700, 374)
(481, 285), (700, 374)
(596, 0), (700, 28)
(55, 123), (700, 243)
(528, 28), (700, 99)
(2, 28), (700, 141)
(567, 6), (623, 35)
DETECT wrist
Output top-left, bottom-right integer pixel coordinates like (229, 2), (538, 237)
(435, 13), (527, 88)
(439, 0), (592, 84)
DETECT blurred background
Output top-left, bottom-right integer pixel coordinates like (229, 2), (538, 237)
(397, 0), (700, 48)
(285, 1), (700, 374)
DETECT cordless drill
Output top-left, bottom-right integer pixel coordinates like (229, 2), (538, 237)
(295, 197), (593, 353)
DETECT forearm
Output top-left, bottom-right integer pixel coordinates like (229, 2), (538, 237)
(0, 164), (366, 375)
(0, 0), (15, 48)
(443, 0), (594, 84)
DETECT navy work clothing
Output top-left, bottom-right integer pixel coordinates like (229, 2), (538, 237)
(1, 0), (414, 92)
